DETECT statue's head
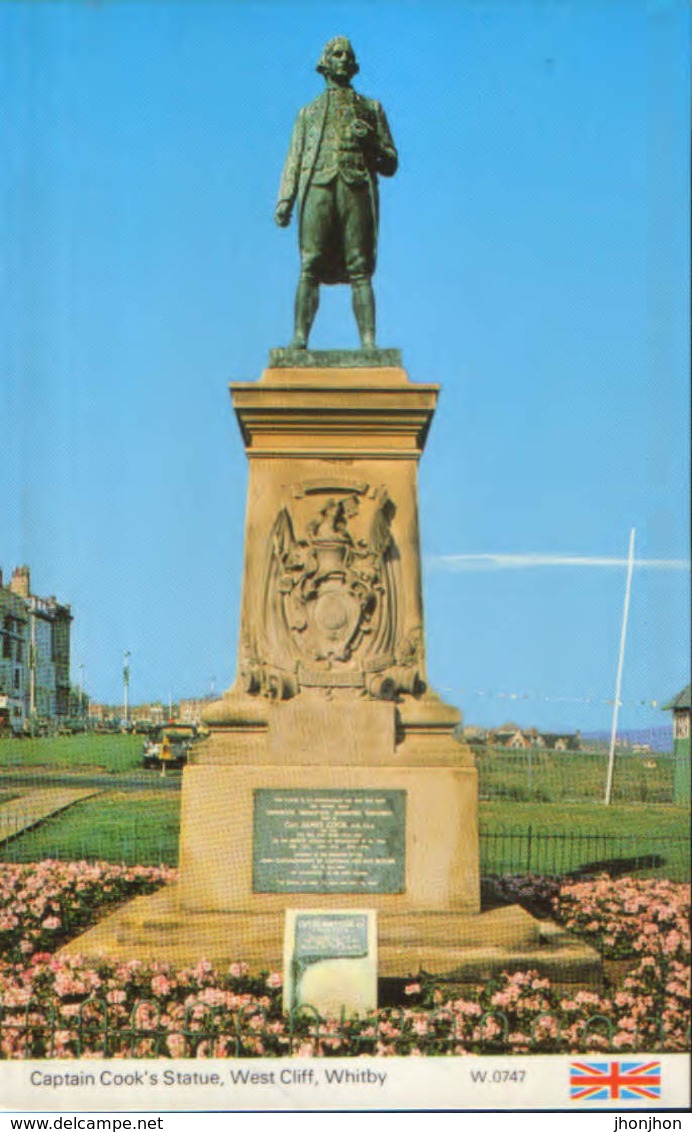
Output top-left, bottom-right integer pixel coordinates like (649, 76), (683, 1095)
(316, 36), (359, 83)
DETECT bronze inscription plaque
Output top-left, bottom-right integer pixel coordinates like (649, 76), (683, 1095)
(253, 788), (406, 893)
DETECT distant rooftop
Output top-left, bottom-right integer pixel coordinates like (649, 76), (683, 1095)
(662, 684), (692, 711)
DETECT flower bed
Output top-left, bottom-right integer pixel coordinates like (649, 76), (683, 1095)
(554, 876), (689, 962)
(0, 864), (689, 1058)
(0, 861), (174, 964)
(489, 873), (690, 962)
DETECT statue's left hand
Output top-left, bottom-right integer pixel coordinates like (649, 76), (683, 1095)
(275, 201), (292, 227)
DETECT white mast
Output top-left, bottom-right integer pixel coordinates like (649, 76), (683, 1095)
(604, 528), (636, 805)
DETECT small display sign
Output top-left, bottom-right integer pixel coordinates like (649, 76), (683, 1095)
(283, 909), (377, 1016)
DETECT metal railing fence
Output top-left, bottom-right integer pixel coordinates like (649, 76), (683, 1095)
(0, 820), (688, 880)
(479, 826), (690, 880)
(1, 996), (687, 1059)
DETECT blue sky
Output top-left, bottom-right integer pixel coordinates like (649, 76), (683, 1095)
(1, 1), (689, 733)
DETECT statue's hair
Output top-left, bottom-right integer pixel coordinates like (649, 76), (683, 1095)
(316, 36), (359, 77)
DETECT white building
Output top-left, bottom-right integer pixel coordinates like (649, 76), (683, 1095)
(0, 571), (29, 733)
(0, 566), (73, 730)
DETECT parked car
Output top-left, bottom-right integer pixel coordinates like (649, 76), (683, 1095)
(142, 723), (197, 769)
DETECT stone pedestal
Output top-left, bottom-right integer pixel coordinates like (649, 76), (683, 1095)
(62, 352), (600, 986)
(177, 354), (482, 969)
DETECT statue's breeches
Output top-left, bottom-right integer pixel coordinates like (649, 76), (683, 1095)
(300, 178), (375, 286)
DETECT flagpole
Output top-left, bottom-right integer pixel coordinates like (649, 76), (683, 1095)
(604, 528), (636, 805)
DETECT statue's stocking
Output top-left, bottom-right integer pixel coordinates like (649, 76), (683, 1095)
(292, 278), (319, 348)
(352, 280), (376, 348)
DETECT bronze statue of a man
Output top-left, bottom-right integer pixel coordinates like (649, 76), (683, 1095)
(275, 37), (398, 349)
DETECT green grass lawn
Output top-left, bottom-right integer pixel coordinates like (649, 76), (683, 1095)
(480, 800), (690, 837)
(0, 733), (144, 774)
(3, 788), (689, 880)
(474, 746), (675, 804)
(480, 801), (691, 881)
(0, 791), (181, 867)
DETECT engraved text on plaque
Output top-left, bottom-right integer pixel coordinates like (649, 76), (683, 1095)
(253, 789), (406, 893)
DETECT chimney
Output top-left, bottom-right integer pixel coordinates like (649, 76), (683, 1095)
(9, 566), (31, 599)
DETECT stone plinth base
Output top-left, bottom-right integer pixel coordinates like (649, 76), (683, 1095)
(178, 762), (480, 916)
(60, 885), (601, 987)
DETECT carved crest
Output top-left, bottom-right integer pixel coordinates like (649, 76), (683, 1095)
(240, 486), (422, 700)
(270, 492), (390, 663)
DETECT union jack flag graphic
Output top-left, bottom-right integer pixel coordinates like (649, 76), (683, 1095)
(570, 1060), (661, 1101)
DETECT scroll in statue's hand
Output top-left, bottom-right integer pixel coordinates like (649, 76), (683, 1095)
(350, 118), (371, 140)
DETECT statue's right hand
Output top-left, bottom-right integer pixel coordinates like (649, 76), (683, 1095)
(275, 202), (292, 227)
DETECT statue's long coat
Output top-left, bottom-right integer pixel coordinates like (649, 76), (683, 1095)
(277, 88), (398, 284)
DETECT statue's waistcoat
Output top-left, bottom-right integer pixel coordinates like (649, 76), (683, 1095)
(310, 89), (372, 187)
(297, 90), (378, 213)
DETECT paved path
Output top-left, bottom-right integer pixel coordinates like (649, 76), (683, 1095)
(0, 787), (101, 845)
(0, 770), (180, 793)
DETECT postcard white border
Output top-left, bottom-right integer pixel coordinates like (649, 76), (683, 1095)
(0, 1054), (689, 1113)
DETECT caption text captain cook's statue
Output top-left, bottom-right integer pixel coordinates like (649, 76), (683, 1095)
(275, 36), (398, 350)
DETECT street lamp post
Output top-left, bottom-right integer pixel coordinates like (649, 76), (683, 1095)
(123, 651), (131, 728)
(78, 663), (85, 727)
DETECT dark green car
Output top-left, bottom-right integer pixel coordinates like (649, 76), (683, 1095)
(142, 723), (197, 769)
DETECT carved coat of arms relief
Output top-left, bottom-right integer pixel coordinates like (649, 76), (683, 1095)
(241, 483), (423, 702)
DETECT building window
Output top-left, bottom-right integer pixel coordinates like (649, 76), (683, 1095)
(14, 669), (20, 689)
(675, 714), (691, 741)
(2, 637), (10, 660)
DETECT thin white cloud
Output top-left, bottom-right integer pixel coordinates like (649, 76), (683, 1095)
(427, 553), (691, 571)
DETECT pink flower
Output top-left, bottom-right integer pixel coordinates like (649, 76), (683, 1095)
(0, 862), (688, 1060)
(150, 974), (171, 997)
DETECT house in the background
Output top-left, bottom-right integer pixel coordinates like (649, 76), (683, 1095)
(8, 566), (73, 723)
(178, 697), (213, 725)
(490, 723), (535, 749)
(0, 569), (29, 733)
(538, 731), (582, 751)
(476, 723), (582, 751)
(0, 565), (72, 732)
(663, 684), (691, 805)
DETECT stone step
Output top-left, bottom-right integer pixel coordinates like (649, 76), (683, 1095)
(60, 886), (602, 987)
